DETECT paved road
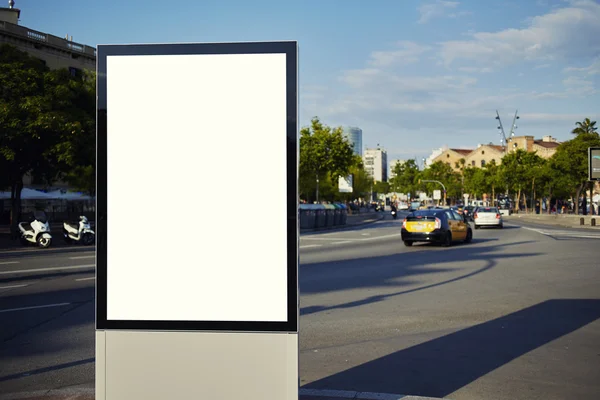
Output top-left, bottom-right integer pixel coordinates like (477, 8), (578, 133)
(1, 214), (599, 399)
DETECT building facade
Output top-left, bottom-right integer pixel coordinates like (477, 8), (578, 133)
(464, 144), (505, 168)
(508, 135), (560, 159)
(363, 147), (388, 182)
(388, 159), (406, 180)
(0, 2), (96, 74)
(431, 148), (473, 172)
(342, 126), (363, 157)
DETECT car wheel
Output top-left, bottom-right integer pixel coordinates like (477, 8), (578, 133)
(474, 224), (480, 229)
(403, 241), (413, 247)
(442, 232), (452, 247)
(498, 224), (503, 229)
(464, 228), (473, 243)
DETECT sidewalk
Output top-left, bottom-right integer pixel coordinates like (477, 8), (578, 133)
(505, 213), (600, 229)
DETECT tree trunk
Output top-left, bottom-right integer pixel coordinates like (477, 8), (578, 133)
(575, 183), (585, 215)
(548, 187), (553, 215)
(491, 185), (495, 207)
(523, 192), (528, 214)
(10, 178), (23, 240)
(515, 189), (521, 213)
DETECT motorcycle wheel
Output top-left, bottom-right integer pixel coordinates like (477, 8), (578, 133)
(83, 233), (95, 246)
(37, 236), (51, 248)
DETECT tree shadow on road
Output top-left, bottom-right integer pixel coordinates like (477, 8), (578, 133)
(302, 298), (600, 398)
(300, 239), (540, 314)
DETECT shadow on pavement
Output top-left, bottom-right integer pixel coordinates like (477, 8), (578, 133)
(300, 240), (539, 308)
(303, 299), (600, 398)
(0, 358), (94, 383)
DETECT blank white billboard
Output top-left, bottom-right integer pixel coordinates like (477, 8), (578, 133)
(105, 53), (288, 322)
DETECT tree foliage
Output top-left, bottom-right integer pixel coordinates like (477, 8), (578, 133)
(299, 117), (358, 202)
(0, 44), (95, 232)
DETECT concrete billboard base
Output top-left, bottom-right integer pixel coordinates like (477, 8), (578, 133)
(96, 330), (298, 400)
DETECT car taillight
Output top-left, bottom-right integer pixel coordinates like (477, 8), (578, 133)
(435, 217), (441, 229)
(474, 212), (478, 219)
(402, 218), (407, 229)
(496, 213), (501, 219)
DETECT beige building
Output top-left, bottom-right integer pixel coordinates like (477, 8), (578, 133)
(465, 144), (506, 168)
(431, 148), (473, 172)
(1, 2), (96, 190)
(507, 135), (560, 159)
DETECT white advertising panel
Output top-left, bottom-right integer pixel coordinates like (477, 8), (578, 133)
(338, 175), (353, 193)
(104, 52), (290, 323)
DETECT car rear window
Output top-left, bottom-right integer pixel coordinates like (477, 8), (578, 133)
(481, 207), (498, 212)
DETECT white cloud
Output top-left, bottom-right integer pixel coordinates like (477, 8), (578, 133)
(564, 57), (600, 75)
(418, 0), (460, 24)
(458, 66), (493, 73)
(534, 63), (552, 69)
(368, 41), (432, 67)
(438, 0), (600, 67)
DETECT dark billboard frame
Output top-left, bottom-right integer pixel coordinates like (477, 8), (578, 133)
(96, 41), (298, 333)
(589, 147), (600, 181)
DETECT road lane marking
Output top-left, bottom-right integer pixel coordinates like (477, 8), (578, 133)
(75, 277), (95, 281)
(0, 261), (19, 265)
(0, 264), (95, 275)
(301, 244), (324, 248)
(332, 241), (353, 245)
(69, 255), (95, 260)
(0, 302), (71, 313)
(0, 284), (29, 289)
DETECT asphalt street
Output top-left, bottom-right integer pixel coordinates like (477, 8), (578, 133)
(1, 214), (599, 399)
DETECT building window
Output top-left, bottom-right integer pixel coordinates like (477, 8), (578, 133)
(446, 154), (450, 158)
(471, 160), (475, 166)
(69, 67), (82, 77)
(481, 160), (486, 167)
(481, 150), (485, 155)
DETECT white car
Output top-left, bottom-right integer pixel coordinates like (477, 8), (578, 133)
(473, 206), (503, 229)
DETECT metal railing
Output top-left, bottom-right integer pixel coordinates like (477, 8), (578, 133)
(0, 20), (96, 58)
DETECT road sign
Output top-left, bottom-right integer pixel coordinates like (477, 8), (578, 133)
(433, 190), (441, 200)
(96, 41), (298, 400)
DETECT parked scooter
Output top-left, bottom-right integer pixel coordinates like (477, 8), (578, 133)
(63, 216), (95, 245)
(18, 211), (52, 248)
(391, 205), (398, 219)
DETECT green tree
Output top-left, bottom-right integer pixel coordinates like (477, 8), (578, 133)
(550, 131), (600, 214)
(390, 159), (420, 199)
(571, 118), (598, 136)
(0, 44), (95, 235)
(500, 149), (542, 211)
(373, 180), (390, 195)
(419, 161), (461, 204)
(299, 117), (356, 202)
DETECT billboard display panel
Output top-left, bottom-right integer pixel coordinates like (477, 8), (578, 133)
(590, 147), (600, 181)
(96, 42), (298, 332)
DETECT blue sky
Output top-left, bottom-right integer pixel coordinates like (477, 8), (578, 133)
(14, 0), (600, 163)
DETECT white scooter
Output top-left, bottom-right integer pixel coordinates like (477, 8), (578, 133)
(18, 211), (52, 248)
(63, 216), (95, 245)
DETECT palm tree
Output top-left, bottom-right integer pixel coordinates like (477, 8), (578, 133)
(571, 118), (598, 136)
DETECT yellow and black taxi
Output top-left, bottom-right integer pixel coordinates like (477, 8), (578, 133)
(401, 208), (473, 247)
